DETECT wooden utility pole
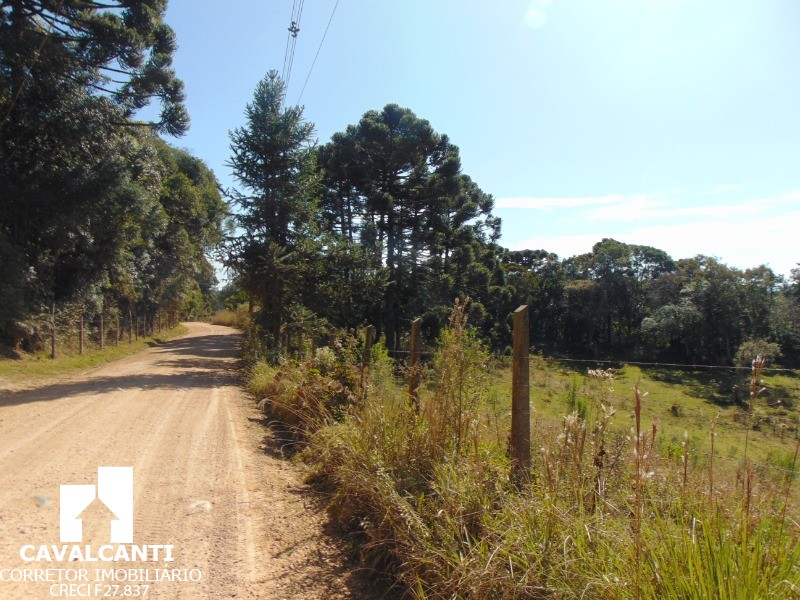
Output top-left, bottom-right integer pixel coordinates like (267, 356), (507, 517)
(116, 315), (120, 346)
(99, 313), (105, 351)
(408, 318), (422, 412)
(79, 314), (84, 355)
(511, 305), (531, 488)
(360, 325), (375, 402)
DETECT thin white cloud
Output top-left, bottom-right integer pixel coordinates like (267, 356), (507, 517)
(585, 199), (764, 222)
(626, 214), (800, 276)
(499, 188), (799, 222)
(583, 196), (666, 221)
(507, 232), (600, 257)
(775, 189), (800, 203)
(496, 193), (651, 210)
(499, 187), (800, 276)
(712, 183), (742, 194)
(509, 211), (800, 277)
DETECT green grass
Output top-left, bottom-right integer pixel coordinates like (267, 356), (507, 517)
(488, 357), (800, 467)
(0, 324), (188, 384)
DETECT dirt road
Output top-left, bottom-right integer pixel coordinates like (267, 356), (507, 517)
(0, 323), (373, 599)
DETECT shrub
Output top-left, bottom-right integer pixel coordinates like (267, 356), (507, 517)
(248, 333), (366, 441)
(425, 298), (490, 460)
(735, 339), (781, 368)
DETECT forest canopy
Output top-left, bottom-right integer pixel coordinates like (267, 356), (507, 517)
(225, 72), (800, 367)
(0, 0), (223, 348)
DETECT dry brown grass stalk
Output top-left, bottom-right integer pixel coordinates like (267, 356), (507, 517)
(633, 384), (645, 600)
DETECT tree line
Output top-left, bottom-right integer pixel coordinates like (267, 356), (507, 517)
(3, 0), (797, 369)
(1, 0), (225, 350)
(224, 71), (800, 367)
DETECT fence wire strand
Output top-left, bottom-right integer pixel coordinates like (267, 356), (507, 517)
(530, 355), (800, 374)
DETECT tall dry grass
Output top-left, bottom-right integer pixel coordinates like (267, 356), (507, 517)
(210, 304), (251, 329)
(244, 306), (800, 598)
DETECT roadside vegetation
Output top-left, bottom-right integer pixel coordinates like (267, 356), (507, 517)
(211, 305), (251, 330)
(244, 303), (800, 599)
(0, 324), (187, 386)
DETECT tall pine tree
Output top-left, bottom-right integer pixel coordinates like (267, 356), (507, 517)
(226, 70), (316, 359)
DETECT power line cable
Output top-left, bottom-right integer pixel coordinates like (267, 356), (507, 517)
(281, 0), (298, 82)
(284, 0), (305, 95)
(297, 0), (341, 104)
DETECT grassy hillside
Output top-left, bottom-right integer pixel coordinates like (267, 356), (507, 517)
(493, 357), (800, 468)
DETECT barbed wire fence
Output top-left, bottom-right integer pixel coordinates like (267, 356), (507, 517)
(23, 306), (182, 360)
(378, 306), (800, 485)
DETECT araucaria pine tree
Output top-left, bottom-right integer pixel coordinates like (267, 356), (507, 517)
(226, 70), (316, 360)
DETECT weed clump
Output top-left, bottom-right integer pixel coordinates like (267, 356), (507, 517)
(250, 335), (361, 441)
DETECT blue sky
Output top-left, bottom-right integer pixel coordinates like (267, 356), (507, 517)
(157, 0), (800, 278)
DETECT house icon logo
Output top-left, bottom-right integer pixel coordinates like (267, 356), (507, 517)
(59, 467), (133, 544)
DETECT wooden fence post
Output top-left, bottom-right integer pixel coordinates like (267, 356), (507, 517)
(79, 314), (84, 355)
(99, 313), (105, 351)
(408, 318), (422, 412)
(360, 325), (375, 402)
(511, 305), (531, 488)
(50, 302), (57, 360)
(296, 329), (302, 360)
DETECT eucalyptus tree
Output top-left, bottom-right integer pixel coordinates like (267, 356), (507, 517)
(127, 142), (225, 322)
